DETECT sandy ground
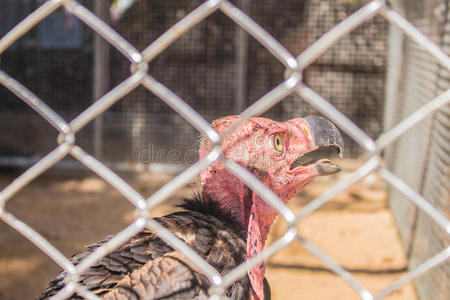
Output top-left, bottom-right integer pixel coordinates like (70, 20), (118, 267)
(0, 161), (417, 300)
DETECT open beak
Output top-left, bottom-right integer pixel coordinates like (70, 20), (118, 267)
(290, 116), (344, 176)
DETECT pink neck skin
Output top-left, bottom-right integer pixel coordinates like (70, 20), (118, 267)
(201, 163), (315, 300)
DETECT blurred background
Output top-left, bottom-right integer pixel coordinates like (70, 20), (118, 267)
(0, 0), (448, 299)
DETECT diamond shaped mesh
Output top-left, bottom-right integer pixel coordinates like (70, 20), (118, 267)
(0, 0), (448, 299)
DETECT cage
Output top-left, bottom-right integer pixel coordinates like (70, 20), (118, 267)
(0, 0), (448, 299)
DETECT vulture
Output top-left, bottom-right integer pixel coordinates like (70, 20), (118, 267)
(38, 115), (343, 300)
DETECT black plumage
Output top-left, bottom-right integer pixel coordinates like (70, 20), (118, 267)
(37, 194), (269, 300)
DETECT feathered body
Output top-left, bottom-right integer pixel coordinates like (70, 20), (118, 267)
(38, 195), (271, 300)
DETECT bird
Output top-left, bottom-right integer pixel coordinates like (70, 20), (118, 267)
(37, 115), (343, 300)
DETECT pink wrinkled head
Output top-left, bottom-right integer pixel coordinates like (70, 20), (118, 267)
(199, 116), (342, 300)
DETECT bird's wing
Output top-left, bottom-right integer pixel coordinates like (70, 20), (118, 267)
(101, 252), (209, 300)
(37, 211), (249, 300)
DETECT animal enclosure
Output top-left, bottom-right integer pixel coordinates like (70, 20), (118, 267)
(0, 0), (449, 299)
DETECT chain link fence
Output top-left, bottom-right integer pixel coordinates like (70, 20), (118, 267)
(0, 0), (388, 167)
(384, 1), (450, 299)
(0, 0), (449, 299)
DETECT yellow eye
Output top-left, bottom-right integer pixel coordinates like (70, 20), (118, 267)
(273, 134), (284, 152)
(302, 125), (311, 138)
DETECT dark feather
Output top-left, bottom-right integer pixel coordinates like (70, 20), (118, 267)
(37, 193), (258, 300)
(178, 192), (245, 237)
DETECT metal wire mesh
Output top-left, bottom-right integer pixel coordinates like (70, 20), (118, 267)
(0, 0), (389, 166)
(384, 1), (450, 298)
(0, 0), (448, 299)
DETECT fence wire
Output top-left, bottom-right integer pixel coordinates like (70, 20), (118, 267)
(0, 0), (449, 299)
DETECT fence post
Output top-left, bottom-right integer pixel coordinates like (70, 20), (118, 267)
(234, 0), (250, 114)
(93, 1), (110, 159)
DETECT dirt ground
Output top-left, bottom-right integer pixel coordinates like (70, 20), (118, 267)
(0, 160), (417, 300)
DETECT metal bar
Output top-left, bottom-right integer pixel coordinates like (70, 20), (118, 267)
(376, 89), (450, 151)
(0, 211), (75, 274)
(296, 156), (381, 222)
(65, 0), (142, 63)
(0, 155), (161, 172)
(70, 70), (145, 133)
(296, 0), (385, 70)
(142, 75), (220, 144)
(0, 70), (70, 134)
(222, 227), (297, 288)
(234, 0), (250, 114)
(92, 0), (110, 160)
(0, 0), (64, 54)
(296, 236), (373, 300)
(0, 144), (69, 207)
(381, 6), (450, 72)
(382, 1), (405, 169)
(379, 169), (450, 235)
(146, 218), (223, 286)
(225, 160), (296, 224)
(374, 247), (450, 300)
(146, 146), (221, 210)
(220, 72), (302, 145)
(296, 83), (377, 153)
(70, 146), (147, 210)
(73, 285), (101, 300)
(239, 73), (302, 119)
(141, 0), (223, 63)
(75, 218), (146, 275)
(220, 1), (298, 69)
(48, 282), (77, 300)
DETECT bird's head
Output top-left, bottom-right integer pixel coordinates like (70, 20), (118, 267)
(199, 115), (343, 300)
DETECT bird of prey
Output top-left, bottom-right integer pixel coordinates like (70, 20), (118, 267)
(38, 115), (343, 300)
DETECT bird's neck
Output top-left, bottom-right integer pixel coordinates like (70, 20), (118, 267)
(202, 164), (278, 237)
(202, 164), (285, 300)
(202, 171), (251, 228)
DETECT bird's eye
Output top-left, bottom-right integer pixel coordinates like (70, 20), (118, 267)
(273, 134), (284, 152)
(302, 124), (311, 138)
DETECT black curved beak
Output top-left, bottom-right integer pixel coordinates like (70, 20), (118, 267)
(290, 116), (344, 176)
